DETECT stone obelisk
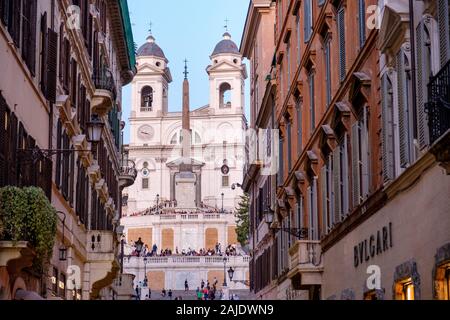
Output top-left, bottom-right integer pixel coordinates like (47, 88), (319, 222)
(174, 59), (196, 208)
(181, 59), (192, 164)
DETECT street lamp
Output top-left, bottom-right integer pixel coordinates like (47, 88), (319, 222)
(156, 194), (160, 214)
(17, 115), (104, 162)
(143, 257), (148, 287)
(221, 193), (224, 213)
(228, 267), (234, 281)
(56, 211), (67, 261)
(264, 206), (309, 239)
(86, 114), (105, 144)
(223, 256), (228, 287)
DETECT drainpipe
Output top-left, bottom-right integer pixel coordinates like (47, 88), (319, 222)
(409, 0), (418, 138)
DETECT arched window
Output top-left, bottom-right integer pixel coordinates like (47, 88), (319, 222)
(170, 130), (201, 145)
(219, 82), (231, 108)
(141, 86), (153, 111)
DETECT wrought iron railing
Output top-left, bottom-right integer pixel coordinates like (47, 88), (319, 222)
(426, 60), (450, 144)
(120, 159), (137, 179)
(93, 69), (117, 100)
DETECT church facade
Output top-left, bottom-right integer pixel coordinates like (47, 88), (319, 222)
(121, 32), (250, 293)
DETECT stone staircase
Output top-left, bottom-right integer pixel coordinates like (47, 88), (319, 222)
(145, 289), (253, 301)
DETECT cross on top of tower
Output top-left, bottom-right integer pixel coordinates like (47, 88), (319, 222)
(224, 18), (229, 32)
(148, 21), (153, 35)
(183, 59), (189, 80)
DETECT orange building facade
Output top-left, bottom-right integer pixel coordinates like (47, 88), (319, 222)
(242, 0), (450, 300)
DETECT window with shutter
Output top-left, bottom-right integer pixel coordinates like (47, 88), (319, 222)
(332, 147), (341, 223)
(0, 0), (9, 26)
(40, 13), (48, 96)
(63, 38), (70, 91)
(62, 132), (69, 199)
(438, 0), (450, 66)
(59, 24), (64, 80)
(312, 177), (318, 240)
(337, 6), (346, 81)
(381, 73), (396, 182)
(296, 13), (301, 65)
(358, 0), (366, 48)
(46, 28), (58, 102)
(21, 0), (37, 75)
(296, 192), (303, 236)
(324, 33), (332, 107)
(308, 71), (315, 134)
(9, 0), (21, 48)
(69, 145), (75, 206)
(304, 0), (312, 43)
(70, 59), (78, 107)
(56, 120), (63, 188)
(321, 166), (328, 236)
(278, 136), (284, 186)
(8, 112), (18, 186)
(351, 123), (361, 207)
(341, 134), (350, 218)
(361, 107), (370, 198)
(296, 97), (302, 156)
(416, 20), (432, 149)
(307, 185), (313, 240)
(286, 115), (292, 171)
(396, 48), (414, 168)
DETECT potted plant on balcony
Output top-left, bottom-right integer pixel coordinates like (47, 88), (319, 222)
(0, 187), (57, 272)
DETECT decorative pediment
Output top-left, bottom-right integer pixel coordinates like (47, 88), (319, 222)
(378, 2), (410, 53)
(305, 150), (320, 177)
(303, 50), (317, 71)
(136, 63), (163, 74)
(207, 60), (243, 73)
(318, 11), (334, 38)
(319, 125), (337, 151)
(295, 171), (306, 184)
(332, 101), (352, 132)
(349, 71), (372, 106)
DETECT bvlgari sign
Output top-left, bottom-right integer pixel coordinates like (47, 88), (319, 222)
(354, 223), (393, 268)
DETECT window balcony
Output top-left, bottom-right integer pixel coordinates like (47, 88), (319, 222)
(287, 240), (323, 289)
(91, 69), (117, 116)
(112, 273), (136, 300)
(426, 60), (450, 145)
(86, 231), (120, 300)
(119, 160), (137, 189)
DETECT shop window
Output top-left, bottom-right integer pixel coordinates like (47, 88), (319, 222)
(396, 279), (415, 300)
(393, 260), (421, 300)
(433, 243), (450, 300)
(364, 290), (381, 300)
(59, 273), (66, 299)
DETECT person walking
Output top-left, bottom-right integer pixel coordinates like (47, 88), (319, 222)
(168, 289), (173, 300)
(196, 288), (203, 300)
(185, 279), (189, 291)
(201, 279), (205, 289)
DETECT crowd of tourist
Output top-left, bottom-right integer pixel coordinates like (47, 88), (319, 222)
(125, 200), (233, 217)
(126, 239), (242, 258)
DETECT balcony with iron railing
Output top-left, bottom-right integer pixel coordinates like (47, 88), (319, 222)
(426, 60), (450, 145)
(92, 69), (117, 116)
(119, 159), (137, 189)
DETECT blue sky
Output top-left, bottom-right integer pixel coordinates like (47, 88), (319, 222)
(122, 0), (251, 143)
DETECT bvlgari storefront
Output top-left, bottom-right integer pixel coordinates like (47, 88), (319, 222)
(321, 154), (450, 300)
